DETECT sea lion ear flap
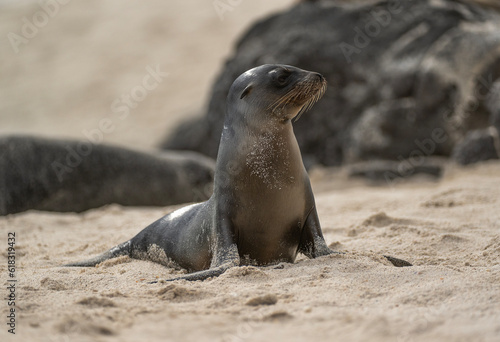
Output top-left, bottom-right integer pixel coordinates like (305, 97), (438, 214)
(240, 84), (253, 99)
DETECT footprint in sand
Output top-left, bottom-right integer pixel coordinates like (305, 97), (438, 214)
(245, 294), (278, 306)
(361, 212), (415, 228)
(76, 296), (117, 307)
(155, 284), (208, 302)
(422, 188), (491, 208)
(40, 277), (67, 291)
(56, 316), (115, 336)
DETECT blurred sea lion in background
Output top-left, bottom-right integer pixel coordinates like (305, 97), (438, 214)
(0, 135), (215, 216)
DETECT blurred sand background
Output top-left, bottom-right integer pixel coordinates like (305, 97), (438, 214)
(0, 0), (295, 149)
(0, 1), (499, 342)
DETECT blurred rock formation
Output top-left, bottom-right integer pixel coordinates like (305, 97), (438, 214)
(163, 0), (500, 167)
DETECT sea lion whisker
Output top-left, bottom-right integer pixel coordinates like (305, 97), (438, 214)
(268, 87), (296, 110)
(293, 81), (327, 122)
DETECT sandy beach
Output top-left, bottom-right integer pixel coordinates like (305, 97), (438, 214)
(0, 0), (294, 149)
(0, 161), (499, 342)
(1, 1), (499, 341)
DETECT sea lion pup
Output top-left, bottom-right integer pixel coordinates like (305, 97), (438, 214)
(66, 64), (411, 281)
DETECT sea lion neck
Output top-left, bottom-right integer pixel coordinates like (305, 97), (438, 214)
(214, 114), (303, 192)
(216, 107), (295, 163)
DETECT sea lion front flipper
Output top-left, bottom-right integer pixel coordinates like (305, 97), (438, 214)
(299, 207), (413, 267)
(298, 206), (336, 258)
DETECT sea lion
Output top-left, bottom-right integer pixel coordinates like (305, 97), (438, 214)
(0, 136), (214, 215)
(66, 64), (410, 281)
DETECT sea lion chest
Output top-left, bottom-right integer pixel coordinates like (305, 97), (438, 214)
(225, 129), (310, 265)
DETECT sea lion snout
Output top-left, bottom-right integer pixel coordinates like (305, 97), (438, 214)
(311, 72), (324, 83)
(307, 71), (327, 88)
(288, 70), (327, 121)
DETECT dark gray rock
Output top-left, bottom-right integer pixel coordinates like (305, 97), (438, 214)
(162, 0), (500, 167)
(349, 159), (443, 182)
(0, 136), (215, 215)
(452, 127), (500, 165)
(452, 78), (500, 164)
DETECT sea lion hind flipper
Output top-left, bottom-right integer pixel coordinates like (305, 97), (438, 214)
(63, 241), (132, 267)
(151, 264), (234, 283)
(153, 243), (240, 283)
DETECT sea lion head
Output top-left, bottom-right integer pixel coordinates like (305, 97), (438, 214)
(227, 64), (327, 124)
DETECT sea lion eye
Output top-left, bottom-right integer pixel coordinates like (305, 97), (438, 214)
(274, 69), (291, 87)
(277, 75), (288, 84)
